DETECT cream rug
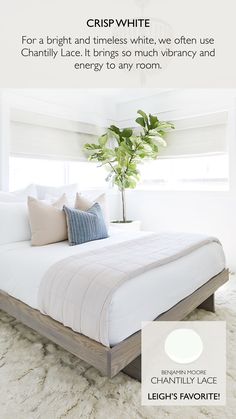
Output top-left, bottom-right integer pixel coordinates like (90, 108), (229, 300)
(0, 278), (235, 419)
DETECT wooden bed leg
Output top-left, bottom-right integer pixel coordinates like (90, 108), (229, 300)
(197, 293), (215, 313)
(122, 355), (141, 382)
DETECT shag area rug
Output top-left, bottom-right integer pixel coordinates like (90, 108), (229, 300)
(0, 278), (235, 419)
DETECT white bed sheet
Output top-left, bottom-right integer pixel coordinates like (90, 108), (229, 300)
(0, 229), (225, 345)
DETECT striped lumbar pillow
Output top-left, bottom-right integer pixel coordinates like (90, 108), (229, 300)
(63, 203), (108, 245)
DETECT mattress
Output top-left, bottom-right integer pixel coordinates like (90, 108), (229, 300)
(0, 228), (225, 345)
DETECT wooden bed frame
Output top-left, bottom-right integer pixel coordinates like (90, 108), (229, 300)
(0, 269), (229, 381)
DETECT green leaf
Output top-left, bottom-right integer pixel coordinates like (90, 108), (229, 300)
(149, 113), (159, 129)
(137, 109), (148, 123)
(98, 134), (108, 147)
(109, 125), (121, 135)
(156, 130), (165, 137)
(124, 178), (137, 188)
(84, 143), (100, 150)
(121, 128), (133, 138)
(135, 117), (145, 127)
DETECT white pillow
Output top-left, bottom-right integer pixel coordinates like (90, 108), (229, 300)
(44, 193), (75, 208)
(36, 184), (78, 200)
(0, 184), (37, 202)
(0, 202), (31, 244)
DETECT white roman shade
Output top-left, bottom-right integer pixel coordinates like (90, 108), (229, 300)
(10, 109), (100, 161)
(158, 111), (228, 157)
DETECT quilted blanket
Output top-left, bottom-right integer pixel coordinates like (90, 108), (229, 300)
(38, 233), (221, 346)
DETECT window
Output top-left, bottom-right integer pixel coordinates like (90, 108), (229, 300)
(9, 156), (107, 191)
(67, 161), (108, 189)
(138, 154), (229, 191)
(9, 153), (229, 192)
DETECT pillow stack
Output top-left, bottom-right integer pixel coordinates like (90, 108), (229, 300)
(64, 193), (108, 245)
(36, 183), (78, 201)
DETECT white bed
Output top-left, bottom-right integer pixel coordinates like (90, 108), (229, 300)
(0, 228), (225, 346)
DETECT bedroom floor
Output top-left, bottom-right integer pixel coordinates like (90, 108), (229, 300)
(0, 277), (235, 419)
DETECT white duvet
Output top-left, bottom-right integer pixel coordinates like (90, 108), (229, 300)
(0, 229), (225, 345)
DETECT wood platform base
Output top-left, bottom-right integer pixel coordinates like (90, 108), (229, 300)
(0, 269), (229, 380)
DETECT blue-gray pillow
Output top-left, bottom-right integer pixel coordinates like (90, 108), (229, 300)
(63, 203), (108, 245)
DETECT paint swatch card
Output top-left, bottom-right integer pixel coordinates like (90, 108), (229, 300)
(141, 321), (226, 406)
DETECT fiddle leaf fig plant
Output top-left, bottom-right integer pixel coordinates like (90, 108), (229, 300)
(84, 110), (174, 222)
